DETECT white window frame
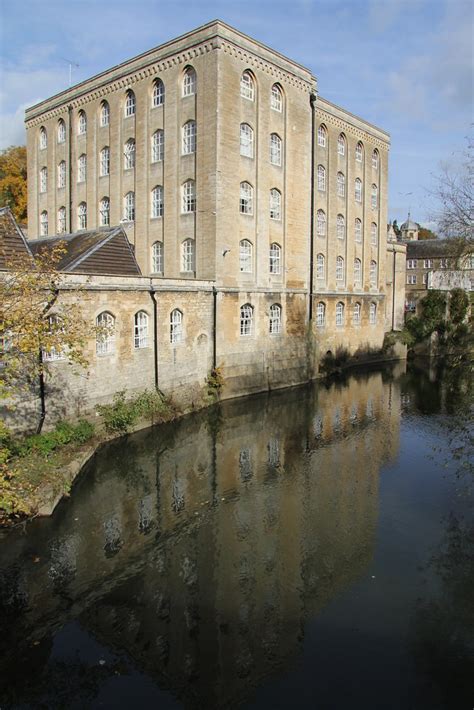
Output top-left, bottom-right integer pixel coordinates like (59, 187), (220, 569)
(77, 154), (86, 183)
(336, 302), (344, 326)
(370, 260), (377, 286)
(317, 209), (326, 237)
(124, 139), (135, 170)
(240, 71), (254, 101)
(182, 68), (196, 97)
(317, 125), (327, 148)
(78, 202), (87, 230)
(170, 309), (183, 344)
(78, 111), (87, 135)
(152, 185), (164, 218)
(124, 90), (136, 117)
(316, 301), (326, 327)
(407, 259), (417, 269)
(239, 182), (253, 215)
(371, 222), (378, 245)
(355, 218), (362, 242)
(353, 302), (361, 325)
(337, 134), (345, 156)
(100, 146), (110, 176)
(181, 180), (195, 213)
(372, 150), (379, 170)
(355, 178), (362, 203)
(337, 214), (345, 240)
(96, 311), (115, 355)
(271, 84), (282, 112)
(57, 161), (66, 189)
(369, 302), (377, 324)
(42, 315), (64, 362)
(57, 206), (66, 234)
(270, 133), (282, 166)
(152, 79), (164, 107)
(354, 258), (362, 285)
(269, 242), (281, 274)
(371, 184), (378, 209)
(152, 241), (163, 274)
(423, 259), (433, 269)
(134, 311), (148, 349)
(440, 258), (448, 269)
(240, 123), (254, 158)
(151, 130), (164, 163)
(317, 165), (326, 192)
(182, 239), (194, 272)
(269, 304), (282, 334)
(337, 172), (345, 197)
(99, 197), (110, 226)
(269, 189), (281, 220)
(40, 210), (48, 236)
(316, 253), (325, 280)
(57, 120), (66, 144)
(39, 127), (47, 149)
(182, 121), (196, 155)
(336, 256), (345, 282)
(40, 166), (47, 193)
(355, 142), (363, 162)
(407, 274), (417, 285)
(239, 240), (253, 273)
(240, 304), (253, 336)
(100, 101), (110, 127)
(123, 191), (135, 221)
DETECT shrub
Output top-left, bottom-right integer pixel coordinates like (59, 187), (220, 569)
(206, 367), (224, 395)
(97, 391), (136, 434)
(449, 289), (469, 325)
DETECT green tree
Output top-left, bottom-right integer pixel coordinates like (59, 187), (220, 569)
(0, 146), (27, 223)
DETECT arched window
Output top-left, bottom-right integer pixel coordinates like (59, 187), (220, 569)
(370, 260), (377, 286)
(124, 139), (135, 169)
(183, 67), (196, 97)
(182, 239), (194, 272)
(355, 218), (362, 242)
(57, 120), (65, 144)
(371, 184), (378, 209)
(100, 101), (110, 127)
(77, 154), (87, 183)
(355, 178), (362, 202)
(271, 84), (283, 112)
(355, 141), (363, 162)
(337, 214), (345, 240)
(270, 133), (282, 166)
(239, 182), (253, 215)
(152, 241), (163, 274)
(96, 311), (115, 355)
(337, 171), (345, 197)
(57, 206), (66, 234)
(100, 146), (110, 176)
(270, 188), (281, 220)
(40, 210), (48, 236)
(372, 149), (379, 170)
(57, 161), (66, 189)
(317, 165), (326, 191)
(39, 126), (47, 149)
(316, 301), (326, 327)
(371, 222), (378, 245)
(240, 71), (254, 100)
(353, 302), (361, 325)
(151, 185), (164, 218)
(336, 301), (345, 326)
(134, 311), (148, 349)
(100, 197), (110, 226)
(317, 209), (326, 237)
(269, 242), (281, 274)
(124, 90), (136, 117)
(182, 120), (196, 154)
(78, 202), (87, 229)
(42, 315), (64, 362)
(336, 256), (345, 282)
(337, 133), (346, 156)
(239, 239), (253, 273)
(170, 309), (183, 343)
(182, 180), (195, 213)
(39, 166), (47, 193)
(240, 123), (254, 158)
(316, 253), (325, 280)
(269, 304), (282, 334)
(240, 303), (253, 336)
(151, 129), (164, 162)
(354, 258), (362, 285)
(123, 191), (135, 221)
(317, 124), (327, 148)
(370, 302), (377, 324)
(152, 78), (164, 107)
(78, 110), (87, 135)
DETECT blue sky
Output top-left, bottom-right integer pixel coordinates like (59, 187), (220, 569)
(0, 0), (472, 226)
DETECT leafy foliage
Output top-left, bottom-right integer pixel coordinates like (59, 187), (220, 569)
(206, 366), (224, 395)
(418, 227), (438, 240)
(97, 389), (174, 434)
(0, 146), (27, 223)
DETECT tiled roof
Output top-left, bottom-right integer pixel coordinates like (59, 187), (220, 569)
(405, 239), (472, 258)
(0, 207), (34, 270)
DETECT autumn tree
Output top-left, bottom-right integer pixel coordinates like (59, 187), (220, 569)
(418, 227), (438, 240)
(0, 147), (27, 224)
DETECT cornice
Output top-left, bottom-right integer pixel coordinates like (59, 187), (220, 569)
(316, 101), (389, 151)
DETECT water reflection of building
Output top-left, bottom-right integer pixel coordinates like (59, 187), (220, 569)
(0, 368), (404, 707)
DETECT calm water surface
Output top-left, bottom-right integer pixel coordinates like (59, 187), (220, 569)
(0, 361), (473, 709)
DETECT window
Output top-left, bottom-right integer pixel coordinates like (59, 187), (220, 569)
(371, 222), (378, 246)
(182, 121), (196, 154)
(42, 315), (64, 362)
(100, 197), (110, 226)
(240, 71), (254, 100)
(317, 209), (326, 237)
(152, 185), (164, 218)
(440, 258), (448, 268)
(39, 127), (47, 149)
(317, 165), (326, 191)
(370, 260), (377, 286)
(355, 178), (362, 202)
(124, 90), (135, 117)
(100, 101), (110, 127)
(124, 191), (135, 221)
(77, 154), (86, 183)
(270, 133), (282, 166)
(96, 311), (115, 355)
(407, 274), (417, 285)
(407, 259), (417, 269)
(424, 259), (433, 268)
(316, 301), (326, 327)
(337, 133), (346, 156)
(40, 166), (47, 193)
(240, 182), (253, 215)
(152, 78), (164, 107)
(182, 239), (194, 272)
(151, 130), (164, 162)
(57, 120), (66, 143)
(337, 214), (345, 240)
(269, 243), (281, 274)
(78, 110), (87, 135)
(371, 184), (378, 209)
(134, 311), (148, 349)
(240, 304), (253, 336)
(336, 301), (344, 326)
(271, 84), (282, 112)
(355, 218), (362, 242)
(423, 273), (428, 284)
(183, 67), (196, 96)
(239, 240), (253, 273)
(100, 146), (110, 176)
(269, 304), (281, 334)
(240, 123), (254, 158)
(336, 256), (345, 282)
(354, 258), (362, 285)
(317, 124), (327, 148)
(124, 139), (135, 169)
(78, 202), (87, 229)
(170, 309), (183, 344)
(152, 241), (163, 274)
(370, 302), (377, 324)
(40, 210), (48, 236)
(353, 302), (361, 325)
(270, 188), (281, 220)
(182, 180), (195, 213)
(337, 172), (345, 197)
(57, 206), (66, 234)
(57, 161), (66, 188)
(355, 141), (363, 162)
(316, 253), (325, 280)
(372, 149), (379, 170)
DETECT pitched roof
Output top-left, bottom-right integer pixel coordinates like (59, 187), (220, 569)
(28, 226), (142, 276)
(405, 238), (473, 258)
(0, 206), (34, 270)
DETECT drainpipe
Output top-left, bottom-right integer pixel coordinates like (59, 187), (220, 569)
(309, 92), (317, 323)
(37, 288), (59, 434)
(67, 104), (73, 232)
(149, 284), (159, 389)
(392, 246), (396, 331)
(212, 286), (217, 370)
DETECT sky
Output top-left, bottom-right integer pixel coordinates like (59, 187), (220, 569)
(0, 0), (472, 227)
